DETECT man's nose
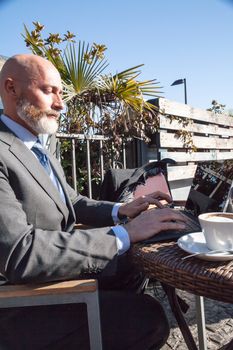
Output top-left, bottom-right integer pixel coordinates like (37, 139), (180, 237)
(53, 94), (65, 111)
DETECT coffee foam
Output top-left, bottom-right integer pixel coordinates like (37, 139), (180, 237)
(206, 216), (233, 222)
(203, 213), (233, 222)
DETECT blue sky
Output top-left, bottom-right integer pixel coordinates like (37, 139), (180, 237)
(1, 0), (233, 111)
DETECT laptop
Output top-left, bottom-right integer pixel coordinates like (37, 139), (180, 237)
(143, 159), (233, 243)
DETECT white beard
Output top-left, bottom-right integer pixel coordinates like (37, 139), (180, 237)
(33, 115), (58, 135)
(16, 99), (59, 135)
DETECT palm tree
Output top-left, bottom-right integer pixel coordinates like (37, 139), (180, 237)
(23, 22), (161, 141)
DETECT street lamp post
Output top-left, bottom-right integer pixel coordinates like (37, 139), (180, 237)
(171, 78), (187, 104)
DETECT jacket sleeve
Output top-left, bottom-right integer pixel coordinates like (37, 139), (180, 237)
(66, 182), (116, 227)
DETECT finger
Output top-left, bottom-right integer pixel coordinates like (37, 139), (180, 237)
(150, 199), (164, 209)
(135, 192), (171, 205)
(133, 196), (148, 205)
(155, 208), (189, 223)
(159, 221), (186, 231)
(165, 213), (188, 223)
(133, 202), (149, 215)
(146, 191), (172, 203)
(145, 198), (169, 209)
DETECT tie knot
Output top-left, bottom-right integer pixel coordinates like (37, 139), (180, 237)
(32, 142), (49, 168)
(33, 138), (43, 149)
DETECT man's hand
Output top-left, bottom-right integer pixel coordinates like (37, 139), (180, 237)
(124, 207), (187, 243)
(118, 191), (173, 219)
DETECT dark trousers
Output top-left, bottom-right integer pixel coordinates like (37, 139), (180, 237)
(0, 290), (169, 350)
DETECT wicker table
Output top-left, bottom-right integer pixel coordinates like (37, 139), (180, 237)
(131, 241), (233, 350)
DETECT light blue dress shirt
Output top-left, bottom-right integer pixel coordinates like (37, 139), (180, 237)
(0, 114), (130, 254)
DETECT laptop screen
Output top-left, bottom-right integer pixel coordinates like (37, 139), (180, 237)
(185, 160), (233, 217)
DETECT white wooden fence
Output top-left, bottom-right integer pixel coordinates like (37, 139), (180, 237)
(145, 98), (233, 202)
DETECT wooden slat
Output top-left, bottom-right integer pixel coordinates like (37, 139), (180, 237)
(159, 131), (233, 149)
(159, 98), (233, 127)
(0, 279), (97, 298)
(159, 115), (233, 137)
(160, 150), (233, 162)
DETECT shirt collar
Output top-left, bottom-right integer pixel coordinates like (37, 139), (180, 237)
(1, 114), (38, 150)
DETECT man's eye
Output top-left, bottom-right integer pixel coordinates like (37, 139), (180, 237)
(43, 88), (52, 94)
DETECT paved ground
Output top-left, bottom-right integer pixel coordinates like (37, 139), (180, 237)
(146, 283), (233, 349)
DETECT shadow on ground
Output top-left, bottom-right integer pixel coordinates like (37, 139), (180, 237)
(146, 282), (233, 350)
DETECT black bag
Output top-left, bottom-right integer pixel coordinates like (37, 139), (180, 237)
(99, 158), (175, 202)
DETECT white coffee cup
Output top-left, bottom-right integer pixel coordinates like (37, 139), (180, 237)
(198, 212), (233, 250)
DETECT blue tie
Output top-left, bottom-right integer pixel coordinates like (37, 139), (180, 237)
(32, 142), (52, 176)
(32, 141), (66, 202)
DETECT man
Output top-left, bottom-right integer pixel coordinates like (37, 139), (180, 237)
(0, 54), (186, 350)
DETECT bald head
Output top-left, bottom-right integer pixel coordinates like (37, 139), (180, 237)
(0, 54), (61, 99)
(0, 54), (64, 134)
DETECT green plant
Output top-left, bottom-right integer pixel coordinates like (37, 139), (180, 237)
(207, 100), (226, 114)
(23, 22), (161, 142)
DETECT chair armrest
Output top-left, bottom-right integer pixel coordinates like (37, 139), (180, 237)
(0, 279), (103, 348)
(0, 279), (97, 299)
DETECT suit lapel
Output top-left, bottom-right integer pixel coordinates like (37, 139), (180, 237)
(0, 122), (69, 221)
(11, 137), (69, 215)
(0, 120), (75, 226)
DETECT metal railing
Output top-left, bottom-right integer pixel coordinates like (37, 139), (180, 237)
(56, 133), (127, 198)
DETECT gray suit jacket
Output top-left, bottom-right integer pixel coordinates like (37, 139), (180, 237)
(0, 121), (118, 284)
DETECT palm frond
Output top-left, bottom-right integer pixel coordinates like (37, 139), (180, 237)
(61, 42), (108, 95)
(94, 70), (161, 113)
(113, 64), (144, 80)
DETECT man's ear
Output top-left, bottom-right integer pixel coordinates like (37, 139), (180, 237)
(5, 78), (17, 96)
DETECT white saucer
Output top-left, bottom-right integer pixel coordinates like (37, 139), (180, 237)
(177, 232), (233, 261)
